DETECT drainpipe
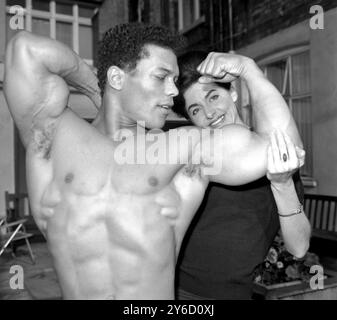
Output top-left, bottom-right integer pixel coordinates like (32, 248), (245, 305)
(228, 0), (234, 53)
(209, 0), (215, 49)
(219, 0), (223, 51)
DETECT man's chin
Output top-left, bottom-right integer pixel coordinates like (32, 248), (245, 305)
(144, 119), (166, 130)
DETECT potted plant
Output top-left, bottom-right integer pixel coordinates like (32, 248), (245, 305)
(254, 234), (321, 289)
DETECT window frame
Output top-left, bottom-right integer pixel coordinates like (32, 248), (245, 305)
(176, 0), (205, 32)
(6, 0), (95, 65)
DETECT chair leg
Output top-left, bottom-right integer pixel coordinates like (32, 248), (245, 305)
(25, 238), (35, 264)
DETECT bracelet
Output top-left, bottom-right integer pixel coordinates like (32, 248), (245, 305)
(278, 204), (304, 217)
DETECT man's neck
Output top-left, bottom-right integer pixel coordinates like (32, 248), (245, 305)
(92, 93), (139, 138)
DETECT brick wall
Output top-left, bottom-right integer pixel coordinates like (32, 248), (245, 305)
(231, 0), (337, 50)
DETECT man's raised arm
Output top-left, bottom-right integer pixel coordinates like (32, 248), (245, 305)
(4, 31), (100, 147)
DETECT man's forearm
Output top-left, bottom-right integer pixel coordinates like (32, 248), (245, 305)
(241, 59), (303, 148)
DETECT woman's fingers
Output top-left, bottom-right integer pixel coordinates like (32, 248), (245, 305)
(197, 52), (239, 82)
(283, 132), (298, 169)
(197, 52), (213, 74)
(267, 145), (275, 174)
(268, 130), (305, 184)
(270, 131), (284, 172)
(198, 76), (216, 84)
(295, 146), (306, 167)
(273, 130), (305, 171)
(275, 130), (289, 165)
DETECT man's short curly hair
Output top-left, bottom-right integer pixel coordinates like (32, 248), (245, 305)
(96, 22), (186, 97)
(173, 51), (231, 120)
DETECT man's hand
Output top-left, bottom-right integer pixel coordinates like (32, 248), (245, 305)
(267, 130), (305, 187)
(197, 52), (259, 84)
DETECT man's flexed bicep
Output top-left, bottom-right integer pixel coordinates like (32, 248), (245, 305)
(4, 32), (70, 146)
(4, 31), (101, 147)
(201, 124), (269, 186)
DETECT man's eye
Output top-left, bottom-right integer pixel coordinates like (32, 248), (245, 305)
(192, 108), (199, 116)
(156, 75), (166, 81)
(209, 95), (219, 102)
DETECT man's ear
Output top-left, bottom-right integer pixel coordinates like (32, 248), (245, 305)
(230, 88), (238, 103)
(107, 66), (125, 90)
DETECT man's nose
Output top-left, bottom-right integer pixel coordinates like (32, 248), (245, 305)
(166, 81), (179, 97)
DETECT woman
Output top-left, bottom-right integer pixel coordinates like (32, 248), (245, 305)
(173, 51), (311, 300)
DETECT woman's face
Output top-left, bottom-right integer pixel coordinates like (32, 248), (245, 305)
(183, 81), (241, 129)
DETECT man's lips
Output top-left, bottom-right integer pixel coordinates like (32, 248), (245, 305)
(157, 104), (173, 112)
(158, 103), (173, 110)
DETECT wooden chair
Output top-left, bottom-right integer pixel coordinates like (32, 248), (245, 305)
(0, 191), (35, 263)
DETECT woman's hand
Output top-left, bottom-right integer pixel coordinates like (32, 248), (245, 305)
(196, 52), (261, 84)
(267, 130), (305, 186)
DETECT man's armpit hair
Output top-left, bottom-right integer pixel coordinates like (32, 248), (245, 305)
(31, 122), (56, 160)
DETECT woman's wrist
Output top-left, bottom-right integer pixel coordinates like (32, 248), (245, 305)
(270, 178), (294, 192)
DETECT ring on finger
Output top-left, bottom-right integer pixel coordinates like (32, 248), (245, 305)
(282, 153), (288, 162)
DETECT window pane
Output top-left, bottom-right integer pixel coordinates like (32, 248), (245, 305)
(32, 17), (50, 37)
(56, 21), (72, 48)
(170, 0), (179, 31)
(292, 97), (313, 176)
(292, 51), (310, 95)
(56, 2), (73, 15)
(32, 0), (50, 11)
(79, 25), (93, 60)
(265, 60), (287, 94)
(183, 0), (194, 28)
(79, 6), (95, 18)
(200, 0), (206, 16)
(7, 0), (25, 7)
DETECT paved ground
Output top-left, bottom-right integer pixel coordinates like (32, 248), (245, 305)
(0, 242), (62, 300)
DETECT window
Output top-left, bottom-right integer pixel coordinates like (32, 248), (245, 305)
(258, 47), (313, 177)
(6, 0), (96, 64)
(170, 0), (205, 31)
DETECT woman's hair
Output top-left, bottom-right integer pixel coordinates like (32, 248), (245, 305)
(173, 51), (231, 119)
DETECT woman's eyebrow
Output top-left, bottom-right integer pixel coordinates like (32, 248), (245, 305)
(205, 89), (216, 100)
(187, 103), (199, 112)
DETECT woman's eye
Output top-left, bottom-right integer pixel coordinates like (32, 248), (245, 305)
(192, 108), (199, 116)
(209, 95), (219, 102)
